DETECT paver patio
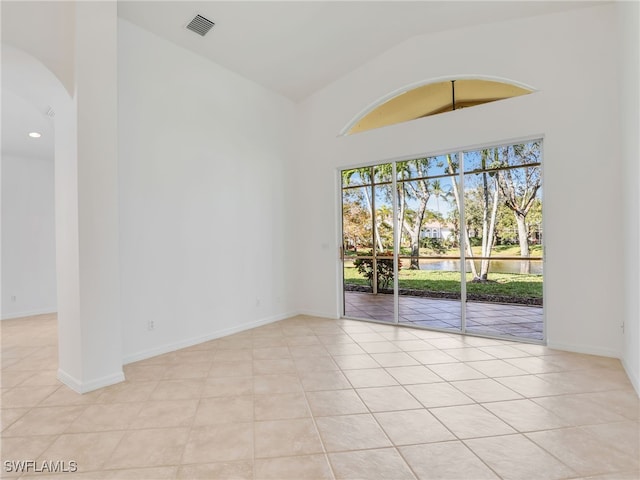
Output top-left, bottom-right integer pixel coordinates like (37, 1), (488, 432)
(344, 291), (543, 341)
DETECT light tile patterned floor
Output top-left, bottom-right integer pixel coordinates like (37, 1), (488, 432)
(1, 313), (638, 479)
(345, 292), (544, 340)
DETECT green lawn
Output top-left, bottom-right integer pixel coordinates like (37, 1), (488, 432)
(344, 267), (542, 298)
(468, 244), (543, 257)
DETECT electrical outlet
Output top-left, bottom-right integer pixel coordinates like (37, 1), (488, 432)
(255, 298), (261, 307)
(10, 295), (16, 302)
(147, 320), (155, 331)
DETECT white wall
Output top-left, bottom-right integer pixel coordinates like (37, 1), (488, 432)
(1, 153), (57, 318)
(618, 1), (640, 394)
(294, 4), (625, 357)
(118, 20), (297, 362)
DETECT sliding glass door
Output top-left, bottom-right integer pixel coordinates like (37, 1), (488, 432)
(394, 155), (462, 332)
(341, 164), (396, 323)
(461, 143), (543, 340)
(341, 140), (544, 342)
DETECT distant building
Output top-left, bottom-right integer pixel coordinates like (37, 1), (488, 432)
(420, 222), (453, 240)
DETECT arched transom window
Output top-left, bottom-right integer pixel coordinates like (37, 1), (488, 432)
(346, 78), (533, 135)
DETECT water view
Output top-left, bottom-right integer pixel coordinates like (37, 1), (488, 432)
(419, 258), (543, 275)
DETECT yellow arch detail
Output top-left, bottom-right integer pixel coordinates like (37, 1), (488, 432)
(345, 78), (534, 135)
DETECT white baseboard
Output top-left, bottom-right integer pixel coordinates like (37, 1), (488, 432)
(546, 341), (621, 359)
(57, 369), (125, 394)
(622, 357), (640, 397)
(547, 341), (640, 396)
(122, 311), (298, 365)
(2, 308), (57, 320)
(295, 309), (338, 320)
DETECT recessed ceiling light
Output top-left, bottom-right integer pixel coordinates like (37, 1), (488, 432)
(28, 132), (42, 138)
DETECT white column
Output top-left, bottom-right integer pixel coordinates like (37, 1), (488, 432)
(618, 1), (640, 395)
(57, 0), (123, 392)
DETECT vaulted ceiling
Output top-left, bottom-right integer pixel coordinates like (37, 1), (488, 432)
(118, 1), (601, 101)
(1, 1), (601, 160)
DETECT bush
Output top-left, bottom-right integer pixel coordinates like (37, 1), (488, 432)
(353, 251), (401, 290)
(420, 237), (447, 254)
(468, 236), (483, 247)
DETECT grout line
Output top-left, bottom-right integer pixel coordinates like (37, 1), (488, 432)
(172, 346), (216, 474)
(290, 339), (338, 480)
(3, 314), (637, 480)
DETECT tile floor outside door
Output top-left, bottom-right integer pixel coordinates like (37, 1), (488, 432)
(1, 313), (638, 479)
(345, 291), (544, 341)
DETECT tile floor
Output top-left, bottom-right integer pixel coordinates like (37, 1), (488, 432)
(345, 292), (544, 341)
(1, 313), (638, 479)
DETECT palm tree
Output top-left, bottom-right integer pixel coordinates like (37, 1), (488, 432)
(445, 154), (479, 278)
(431, 179), (453, 238)
(396, 158), (433, 269)
(342, 168), (384, 251)
(376, 204), (393, 249)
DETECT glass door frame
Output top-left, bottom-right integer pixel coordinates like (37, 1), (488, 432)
(338, 138), (546, 345)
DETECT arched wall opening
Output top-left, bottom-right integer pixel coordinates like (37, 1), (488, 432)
(2, 39), (124, 393)
(3, 1), (124, 394)
(2, 44), (81, 389)
(2, 76), (56, 322)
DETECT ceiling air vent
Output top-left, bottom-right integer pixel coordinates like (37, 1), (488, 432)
(186, 14), (215, 37)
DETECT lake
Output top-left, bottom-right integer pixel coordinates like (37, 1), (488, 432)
(419, 258), (543, 275)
